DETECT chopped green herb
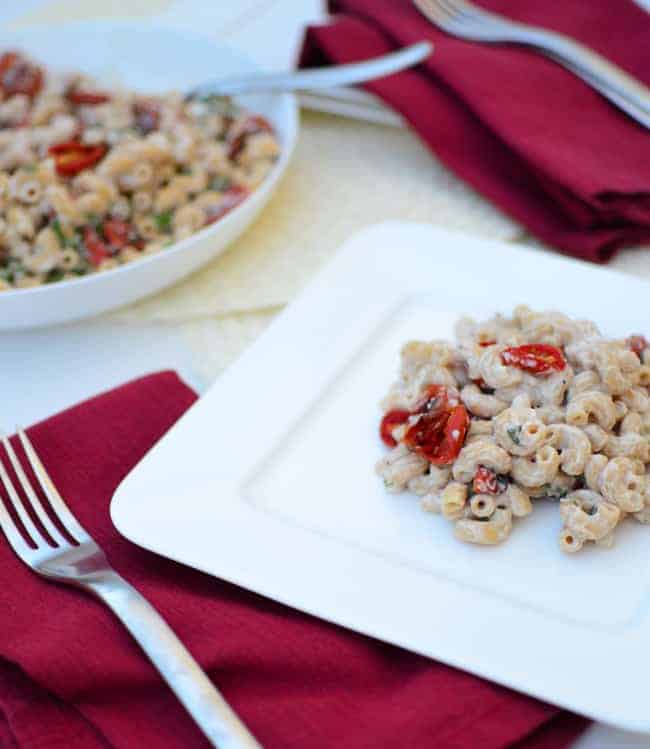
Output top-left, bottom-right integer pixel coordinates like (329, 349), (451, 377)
(179, 166), (193, 176)
(154, 211), (173, 233)
(545, 486), (568, 500)
(22, 163), (37, 173)
(85, 213), (102, 228)
(52, 220), (84, 249)
(507, 425), (522, 445)
(209, 175), (232, 192)
(51, 218), (67, 247)
(45, 268), (65, 283)
(70, 232), (84, 251)
(0, 259), (22, 284)
(197, 94), (239, 117)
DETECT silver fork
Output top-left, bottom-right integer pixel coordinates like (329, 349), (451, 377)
(0, 429), (262, 749)
(413, 0), (650, 129)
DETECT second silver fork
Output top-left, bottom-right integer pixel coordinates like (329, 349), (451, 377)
(413, 0), (650, 129)
(0, 429), (262, 749)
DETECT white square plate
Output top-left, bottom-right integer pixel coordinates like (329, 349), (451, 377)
(112, 222), (650, 732)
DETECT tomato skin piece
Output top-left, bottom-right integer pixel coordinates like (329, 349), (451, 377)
(48, 141), (108, 177)
(102, 219), (138, 250)
(379, 410), (410, 448)
(404, 402), (469, 465)
(83, 227), (111, 266)
(473, 466), (506, 495)
(431, 404), (470, 465)
(501, 344), (566, 375)
(0, 52), (43, 98)
(228, 115), (274, 160)
(479, 339), (496, 347)
(380, 384), (468, 465)
(240, 115), (273, 134)
(413, 384), (449, 412)
(0, 52), (18, 78)
(204, 186), (249, 225)
(627, 335), (648, 358)
(68, 89), (110, 105)
(379, 385), (448, 449)
(403, 410), (449, 460)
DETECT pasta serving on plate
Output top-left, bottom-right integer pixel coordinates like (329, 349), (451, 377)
(376, 306), (650, 553)
(0, 50), (280, 289)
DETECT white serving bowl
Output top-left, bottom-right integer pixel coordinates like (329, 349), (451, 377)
(0, 21), (298, 329)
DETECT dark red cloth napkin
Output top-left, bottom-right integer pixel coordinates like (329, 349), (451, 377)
(299, 0), (650, 262)
(0, 372), (589, 748)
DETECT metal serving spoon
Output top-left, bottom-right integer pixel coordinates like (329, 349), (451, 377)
(186, 41), (433, 99)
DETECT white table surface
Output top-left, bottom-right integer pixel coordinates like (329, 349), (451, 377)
(3, 2), (650, 746)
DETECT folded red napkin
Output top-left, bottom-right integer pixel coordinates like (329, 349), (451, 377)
(0, 372), (589, 748)
(299, 0), (650, 262)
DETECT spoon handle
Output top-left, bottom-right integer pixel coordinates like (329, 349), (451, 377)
(187, 41), (433, 99)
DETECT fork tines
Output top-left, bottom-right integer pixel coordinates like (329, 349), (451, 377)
(0, 429), (88, 558)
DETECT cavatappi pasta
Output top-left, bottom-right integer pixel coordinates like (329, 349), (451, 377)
(376, 307), (650, 553)
(0, 50), (280, 289)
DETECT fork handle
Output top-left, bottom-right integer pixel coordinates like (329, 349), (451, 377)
(550, 55), (650, 130)
(495, 26), (650, 127)
(88, 571), (262, 749)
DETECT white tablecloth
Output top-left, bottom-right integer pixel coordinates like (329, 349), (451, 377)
(4, 3), (650, 746)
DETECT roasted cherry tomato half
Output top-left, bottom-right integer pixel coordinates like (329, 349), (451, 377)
(228, 115), (274, 160)
(412, 384), (453, 413)
(83, 227), (111, 267)
(102, 219), (138, 250)
(204, 185), (249, 225)
(380, 384), (468, 465)
(403, 386), (469, 465)
(403, 409), (448, 458)
(49, 141), (107, 177)
(627, 335), (648, 358)
(68, 89), (111, 106)
(435, 404), (470, 465)
(472, 466), (506, 495)
(500, 344), (566, 375)
(0, 51), (43, 98)
(379, 409), (410, 448)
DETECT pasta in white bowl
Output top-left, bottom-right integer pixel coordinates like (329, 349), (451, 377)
(377, 306), (650, 553)
(0, 22), (297, 328)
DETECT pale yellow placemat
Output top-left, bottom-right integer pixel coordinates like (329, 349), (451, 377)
(178, 308), (280, 383)
(111, 110), (521, 322)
